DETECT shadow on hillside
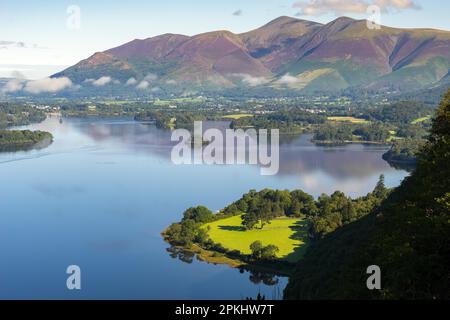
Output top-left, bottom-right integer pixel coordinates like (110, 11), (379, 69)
(284, 220), (310, 262)
(218, 225), (246, 232)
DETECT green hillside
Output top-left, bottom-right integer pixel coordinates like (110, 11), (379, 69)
(285, 89), (450, 300)
(203, 215), (308, 262)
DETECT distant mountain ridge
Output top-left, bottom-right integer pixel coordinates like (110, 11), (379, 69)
(55, 16), (450, 94)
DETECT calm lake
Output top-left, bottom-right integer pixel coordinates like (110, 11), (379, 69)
(0, 116), (409, 299)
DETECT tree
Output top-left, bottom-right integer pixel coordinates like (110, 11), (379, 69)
(194, 227), (209, 244)
(182, 206), (214, 223)
(290, 190), (317, 217)
(178, 219), (198, 246)
(285, 90), (450, 300)
(260, 245), (279, 260)
(250, 241), (263, 259)
(242, 212), (259, 230)
(373, 175), (388, 200)
(250, 241), (279, 260)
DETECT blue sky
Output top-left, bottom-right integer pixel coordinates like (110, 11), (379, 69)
(1, 0), (449, 78)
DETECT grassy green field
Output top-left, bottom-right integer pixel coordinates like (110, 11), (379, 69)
(203, 215), (308, 262)
(222, 114), (254, 120)
(327, 116), (370, 124)
(412, 116), (432, 124)
(386, 136), (403, 142)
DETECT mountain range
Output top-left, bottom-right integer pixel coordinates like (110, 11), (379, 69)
(55, 16), (450, 94)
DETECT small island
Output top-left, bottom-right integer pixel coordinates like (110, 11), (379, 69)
(0, 103), (54, 152)
(0, 130), (53, 152)
(163, 178), (389, 275)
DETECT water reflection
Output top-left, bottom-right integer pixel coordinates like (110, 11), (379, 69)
(15, 116), (410, 198)
(0, 116), (409, 299)
(167, 246), (282, 291)
(167, 246), (196, 264)
(57, 118), (408, 197)
(247, 270), (280, 286)
(35, 117), (408, 184)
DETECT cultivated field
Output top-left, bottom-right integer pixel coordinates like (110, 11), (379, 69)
(222, 114), (254, 120)
(327, 116), (370, 124)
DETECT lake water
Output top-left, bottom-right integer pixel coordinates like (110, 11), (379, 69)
(0, 116), (409, 299)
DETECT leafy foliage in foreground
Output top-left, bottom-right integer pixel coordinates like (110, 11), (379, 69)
(284, 89), (450, 300)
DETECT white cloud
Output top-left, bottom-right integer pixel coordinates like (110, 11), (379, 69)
(10, 70), (26, 79)
(0, 65), (67, 80)
(136, 80), (150, 90)
(24, 77), (72, 94)
(166, 79), (177, 85)
(0, 40), (76, 71)
(0, 41), (29, 50)
(276, 74), (299, 84)
(233, 73), (270, 87)
(126, 77), (137, 85)
(293, 0), (420, 16)
(2, 79), (24, 93)
(92, 76), (112, 86)
(375, 0), (420, 11)
(144, 73), (158, 81)
(2, 71), (25, 93)
(112, 79), (121, 85)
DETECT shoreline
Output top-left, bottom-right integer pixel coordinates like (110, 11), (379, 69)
(312, 139), (390, 146)
(0, 130), (54, 153)
(161, 230), (295, 277)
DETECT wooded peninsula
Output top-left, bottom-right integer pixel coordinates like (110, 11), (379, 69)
(0, 103), (53, 152)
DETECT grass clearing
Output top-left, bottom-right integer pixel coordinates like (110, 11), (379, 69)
(222, 114), (254, 120)
(203, 215), (308, 262)
(412, 116), (431, 124)
(327, 116), (370, 124)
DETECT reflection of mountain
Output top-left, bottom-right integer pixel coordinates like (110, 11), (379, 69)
(83, 121), (174, 147)
(10, 117), (408, 200)
(76, 120), (398, 181)
(78, 120), (176, 160)
(278, 145), (391, 179)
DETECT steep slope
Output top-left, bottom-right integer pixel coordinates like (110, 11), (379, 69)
(284, 90), (450, 299)
(239, 16), (322, 70)
(277, 17), (450, 91)
(54, 34), (190, 83)
(105, 34), (189, 60)
(54, 52), (136, 83)
(165, 30), (272, 86)
(53, 16), (450, 94)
